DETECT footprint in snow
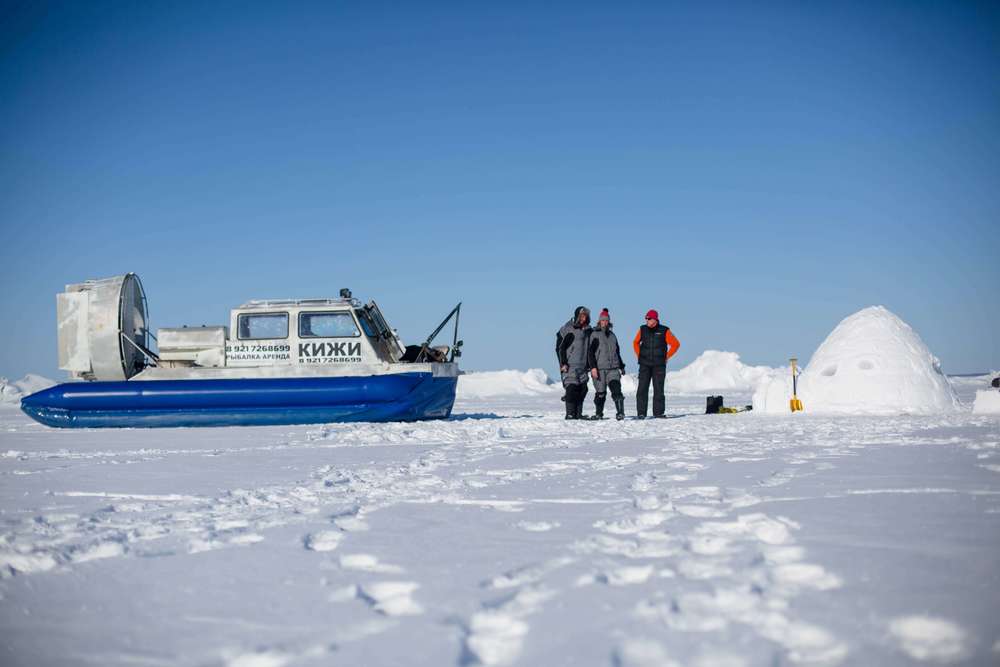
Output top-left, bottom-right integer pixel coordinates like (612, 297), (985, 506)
(594, 511), (670, 535)
(334, 514), (369, 531)
(758, 469), (797, 488)
(482, 557), (574, 590)
(463, 586), (554, 666)
(888, 615), (970, 662)
(339, 553), (404, 574)
(221, 643), (333, 667)
(332, 506), (370, 532)
(771, 563), (842, 592)
(615, 640), (747, 667)
(464, 612), (530, 666)
(357, 581), (423, 616)
(613, 638), (679, 667)
(514, 520), (559, 532)
(629, 472), (657, 492)
(675, 504), (728, 518)
(633, 494), (662, 511)
(597, 565), (655, 586)
(304, 530), (342, 552)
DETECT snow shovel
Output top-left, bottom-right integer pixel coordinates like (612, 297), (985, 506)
(789, 357), (804, 412)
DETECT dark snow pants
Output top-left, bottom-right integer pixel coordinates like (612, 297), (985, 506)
(561, 367), (589, 416)
(636, 363), (666, 417)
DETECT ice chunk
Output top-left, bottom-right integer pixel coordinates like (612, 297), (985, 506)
(972, 390), (1000, 415)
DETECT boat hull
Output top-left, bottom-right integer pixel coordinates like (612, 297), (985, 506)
(20, 373), (457, 428)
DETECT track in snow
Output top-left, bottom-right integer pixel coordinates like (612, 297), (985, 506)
(1, 388), (998, 666)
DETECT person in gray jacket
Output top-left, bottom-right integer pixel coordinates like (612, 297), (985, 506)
(588, 308), (627, 420)
(556, 306), (592, 420)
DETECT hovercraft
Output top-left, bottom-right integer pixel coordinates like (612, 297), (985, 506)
(21, 274), (462, 428)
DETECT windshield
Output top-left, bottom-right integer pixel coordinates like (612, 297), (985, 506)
(299, 312), (360, 338)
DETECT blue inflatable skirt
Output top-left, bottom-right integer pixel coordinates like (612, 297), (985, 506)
(20, 373), (457, 428)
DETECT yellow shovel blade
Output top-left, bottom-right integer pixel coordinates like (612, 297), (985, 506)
(790, 397), (804, 412)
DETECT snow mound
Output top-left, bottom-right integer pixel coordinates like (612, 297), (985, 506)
(666, 350), (778, 393)
(753, 306), (959, 415)
(972, 390), (1000, 415)
(0, 374), (56, 405)
(457, 369), (559, 399)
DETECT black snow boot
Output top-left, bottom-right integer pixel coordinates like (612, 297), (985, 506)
(593, 392), (606, 420)
(575, 387), (588, 420)
(564, 386), (577, 420)
(614, 396), (625, 421)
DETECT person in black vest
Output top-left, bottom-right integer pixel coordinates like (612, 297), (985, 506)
(631, 309), (681, 419)
(556, 306), (592, 420)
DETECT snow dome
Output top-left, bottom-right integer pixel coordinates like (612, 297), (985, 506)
(753, 306), (960, 414)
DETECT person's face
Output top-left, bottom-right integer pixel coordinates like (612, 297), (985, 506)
(578, 311), (590, 325)
(646, 317), (657, 327)
(598, 319), (609, 329)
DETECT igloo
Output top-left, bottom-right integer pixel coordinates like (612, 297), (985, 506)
(753, 306), (960, 414)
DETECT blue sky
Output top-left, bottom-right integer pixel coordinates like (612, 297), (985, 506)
(2, 1), (998, 381)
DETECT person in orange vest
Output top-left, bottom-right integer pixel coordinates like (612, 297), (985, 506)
(632, 309), (680, 418)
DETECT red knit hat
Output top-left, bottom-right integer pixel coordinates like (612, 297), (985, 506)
(645, 309), (659, 320)
(599, 308), (610, 322)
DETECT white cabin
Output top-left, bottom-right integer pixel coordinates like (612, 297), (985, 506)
(57, 276), (460, 382)
(156, 296), (406, 370)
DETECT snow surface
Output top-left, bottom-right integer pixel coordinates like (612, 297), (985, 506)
(0, 373), (997, 666)
(0, 375), (54, 405)
(754, 307), (960, 415)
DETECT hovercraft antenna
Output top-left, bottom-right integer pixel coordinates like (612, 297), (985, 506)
(416, 302), (463, 363)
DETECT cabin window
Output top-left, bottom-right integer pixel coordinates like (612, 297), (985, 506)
(355, 309), (377, 337)
(238, 313), (288, 340)
(298, 312), (360, 338)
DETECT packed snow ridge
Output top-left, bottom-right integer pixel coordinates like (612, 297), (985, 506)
(456, 369), (559, 399)
(457, 351), (777, 400)
(754, 306), (960, 415)
(665, 350), (778, 393)
(0, 375), (54, 405)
